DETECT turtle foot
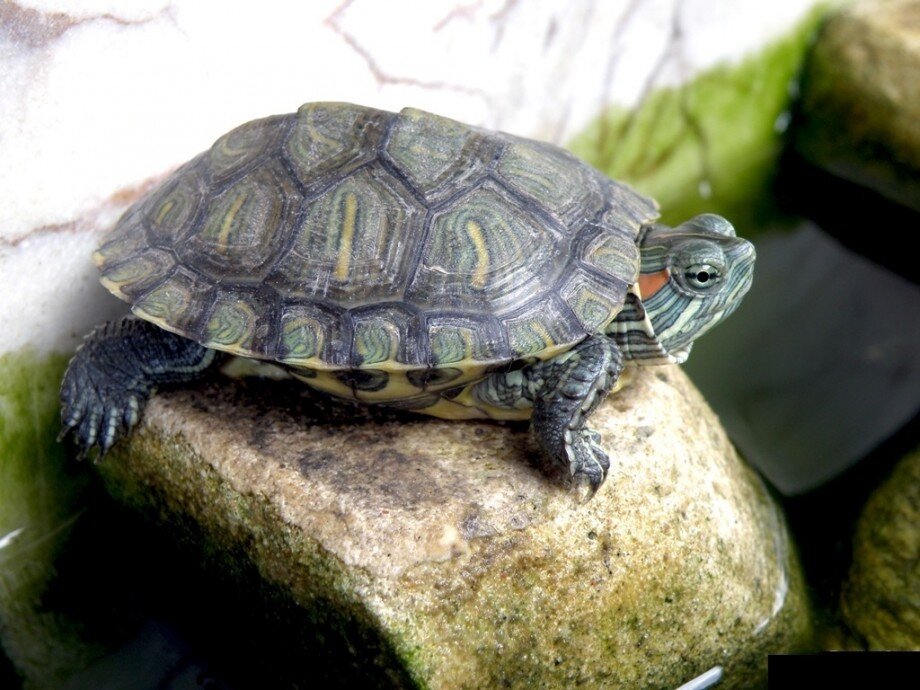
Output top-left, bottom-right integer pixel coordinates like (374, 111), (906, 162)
(60, 317), (216, 458)
(527, 335), (622, 498)
(567, 429), (610, 501)
(60, 356), (145, 459)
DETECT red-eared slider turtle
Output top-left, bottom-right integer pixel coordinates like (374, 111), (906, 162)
(60, 102), (755, 493)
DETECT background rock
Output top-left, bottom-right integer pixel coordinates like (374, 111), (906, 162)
(841, 447), (920, 650)
(795, 0), (920, 211)
(97, 366), (812, 689)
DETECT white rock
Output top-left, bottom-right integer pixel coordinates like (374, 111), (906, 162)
(1, 0), (822, 356)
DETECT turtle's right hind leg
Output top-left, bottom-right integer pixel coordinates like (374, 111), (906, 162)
(60, 316), (218, 458)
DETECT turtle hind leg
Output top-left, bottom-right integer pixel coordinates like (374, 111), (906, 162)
(528, 335), (623, 497)
(60, 316), (218, 458)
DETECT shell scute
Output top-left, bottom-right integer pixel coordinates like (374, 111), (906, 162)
(178, 163), (299, 282)
(277, 302), (346, 368)
(559, 267), (629, 334)
(580, 225), (641, 285)
(202, 289), (277, 357)
(131, 267), (212, 335)
(502, 296), (586, 358)
(407, 182), (565, 313)
(384, 107), (493, 203)
(283, 102), (389, 192)
(99, 248), (176, 302)
(207, 115), (290, 188)
(425, 314), (509, 366)
(495, 137), (605, 225)
(143, 164), (208, 248)
(349, 304), (422, 368)
(267, 164), (423, 303)
(604, 181), (660, 228)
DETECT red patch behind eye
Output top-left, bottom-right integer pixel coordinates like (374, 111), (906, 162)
(638, 269), (670, 299)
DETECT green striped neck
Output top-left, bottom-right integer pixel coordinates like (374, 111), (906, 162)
(608, 214), (755, 363)
(607, 287), (690, 364)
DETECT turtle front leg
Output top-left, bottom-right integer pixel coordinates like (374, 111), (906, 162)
(471, 335), (623, 495)
(60, 316), (219, 457)
(528, 336), (623, 495)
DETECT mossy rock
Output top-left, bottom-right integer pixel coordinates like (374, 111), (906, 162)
(841, 447), (920, 649)
(795, 0), (920, 211)
(96, 365), (811, 689)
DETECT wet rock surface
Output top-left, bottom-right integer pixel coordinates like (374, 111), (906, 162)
(98, 366), (811, 689)
(841, 447), (920, 650)
(795, 0), (920, 211)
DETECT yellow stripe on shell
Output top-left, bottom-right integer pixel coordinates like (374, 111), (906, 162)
(216, 191), (249, 250)
(466, 219), (489, 289)
(154, 199), (177, 227)
(334, 192), (358, 281)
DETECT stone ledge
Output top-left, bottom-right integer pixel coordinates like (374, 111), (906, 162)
(98, 365), (812, 689)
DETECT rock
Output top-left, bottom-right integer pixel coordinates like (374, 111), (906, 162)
(841, 447), (920, 649)
(97, 365), (811, 689)
(795, 0), (920, 211)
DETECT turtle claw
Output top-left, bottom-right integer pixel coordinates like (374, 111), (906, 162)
(567, 430), (610, 499)
(60, 367), (140, 460)
(571, 473), (598, 504)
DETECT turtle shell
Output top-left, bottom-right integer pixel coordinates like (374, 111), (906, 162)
(95, 102), (658, 384)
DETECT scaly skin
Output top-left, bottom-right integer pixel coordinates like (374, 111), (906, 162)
(471, 335), (623, 495)
(60, 317), (218, 457)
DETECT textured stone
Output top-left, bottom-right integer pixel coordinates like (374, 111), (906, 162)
(795, 0), (920, 210)
(97, 365), (811, 689)
(841, 447), (920, 649)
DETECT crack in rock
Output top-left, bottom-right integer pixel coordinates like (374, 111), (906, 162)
(0, 1), (171, 50)
(324, 0), (489, 99)
(0, 175), (164, 249)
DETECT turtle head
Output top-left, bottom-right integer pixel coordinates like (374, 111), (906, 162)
(609, 214), (755, 363)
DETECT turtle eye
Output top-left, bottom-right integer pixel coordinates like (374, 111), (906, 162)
(685, 264), (721, 289)
(670, 239), (727, 293)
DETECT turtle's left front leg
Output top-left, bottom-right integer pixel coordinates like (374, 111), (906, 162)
(471, 335), (623, 494)
(528, 336), (623, 494)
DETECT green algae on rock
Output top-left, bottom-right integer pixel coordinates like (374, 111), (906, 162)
(568, 6), (830, 231)
(841, 447), (920, 650)
(795, 0), (920, 212)
(0, 350), (104, 688)
(96, 366), (811, 689)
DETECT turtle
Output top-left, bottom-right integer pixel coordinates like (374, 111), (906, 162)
(60, 102), (755, 494)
